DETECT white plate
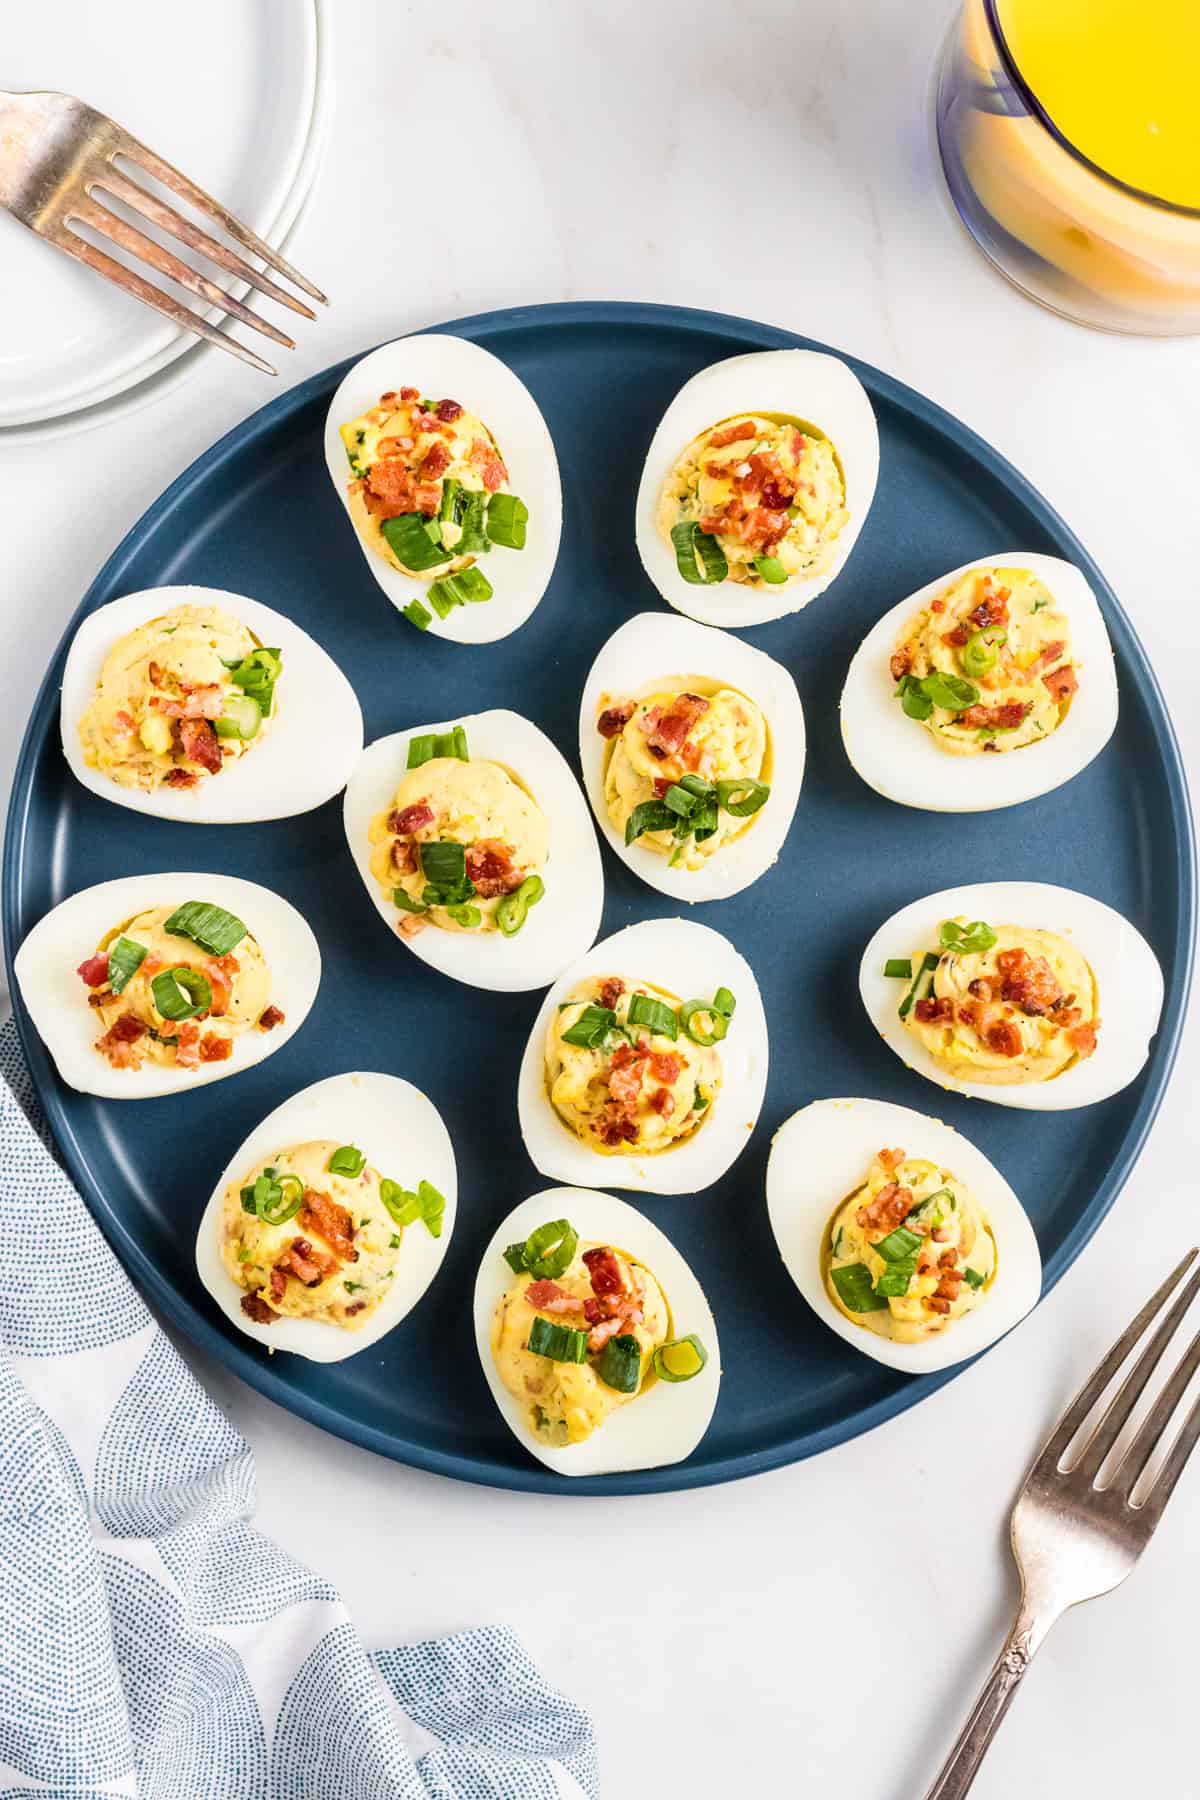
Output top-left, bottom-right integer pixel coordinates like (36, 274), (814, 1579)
(0, 0), (329, 431)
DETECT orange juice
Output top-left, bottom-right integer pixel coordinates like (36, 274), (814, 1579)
(936, 0), (1200, 334)
(995, 0), (1200, 209)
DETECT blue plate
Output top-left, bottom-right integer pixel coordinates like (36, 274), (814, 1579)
(5, 303), (1194, 1494)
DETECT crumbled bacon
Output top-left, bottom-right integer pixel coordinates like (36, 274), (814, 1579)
(599, 1114), (639, 1146)
(653, 776), (674, 798)
(942, 578), (1010, 647)
(466, 839), (524, 898)
(421, 442), (451, 482)
(399, 386), (420, 402)
(414, 410), (451, 437)
(397, 915), (427, 939)
(855, 1182), (913, 1232)
(877, 1147), (906, 1172)
(996, 947), (1063, 1016)
(606, 1049), (644, 1111)
(524, 1280), (581, 1313)
(111, 708), (136, 738)
(199, 1033), (232, 1063)
(468, 436), (508, 491)
(77, 954), (110, 987)
(648, 1052), (681, 1084)
(389, 802), (435, 836)
(174, 1021), (202, 1069)
(96, 1012), (147, 1068)
(150, 683), (225, 721)
(179, 718), (223, 774)
(437, 398), (463, 422)
(391, 840), (415, 875)
(258, 1005), (285, 1031)
(204, 960), (232, 1018)
(269, 1265), (287, 1301)
(1044, 664), (1078, 706)
(738, 452), (796, 512)
(930, 599), (945, 614)
(583, 1247), (627, 1298)
(650, 1087), (675, 1119)
(164, 768), (198, 789)
(958, 701), (1029, 732)
(984, 1019), (1023, 1058)
(638, 693), (709, 758)
(598, 978), (625, 1012)
(586, 1315), (627, 1352)
(1067, 1022), (1098, 1059)
(914, 995), (954, 1024)
(276, 1237), (336, 1288)
(928, 1296), (952, 1315)
(597, 702), (634, 739)
(241, 1293), (277, 1324)
(708, 420), (756, 449)
(890, 647), (914, 682)
(363, 459), (421, 519)
(298, 1189), (357, 1262)
(699, 500), (790, 554)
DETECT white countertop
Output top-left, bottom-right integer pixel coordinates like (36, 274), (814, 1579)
(3, 3), (1199, 1794)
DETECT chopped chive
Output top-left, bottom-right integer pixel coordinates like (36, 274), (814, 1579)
(402, 599), (432, 631)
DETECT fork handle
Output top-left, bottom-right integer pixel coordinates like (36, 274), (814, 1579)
(922, 1606), (1053, 1800)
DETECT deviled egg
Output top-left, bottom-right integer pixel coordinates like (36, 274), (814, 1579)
(323, 334), (562, 644)
(579, 612), (805, 901)
(766, 1098), (1041, 1373)
(61, 585), (363, 824)
(635, 349), (879, 627)
(197, 1072), (456, 1362)
(518, 918), (767, 1195)
(840, 555), (1118, 811)
(474, 1185), (720, 1477)
(13, 873), (320, 1099)
(343, 710), (602, 992)
(860, 881), (1163, 1110)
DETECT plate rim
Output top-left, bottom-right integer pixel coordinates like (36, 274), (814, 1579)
(4, 298), (1195, 1494)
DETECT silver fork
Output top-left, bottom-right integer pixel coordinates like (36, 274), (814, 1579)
(925, 1247), (1200, 1798)
(0, 89), (327, 377)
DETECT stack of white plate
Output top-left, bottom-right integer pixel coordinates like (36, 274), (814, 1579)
(0, 0), (331, 442)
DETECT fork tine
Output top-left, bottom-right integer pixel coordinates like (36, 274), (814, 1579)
(94, 167), (317, 321)
(1137, 1384), (1200, 1529)
(1108, 1323), (1200, 1500)
(1034, 1248), (1199, 1475)
(45, 222), (276, 375)
(1071, 1258), (1200, 1482)
(75, 199), (295, 349)
(115, 134), (328, 305)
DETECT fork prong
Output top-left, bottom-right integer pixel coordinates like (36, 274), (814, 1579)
(1072, 1260), (1200, 1483)
(75, 198), (295, 349)
(95, 167), (317, 321)
(1034, 1248), (1199, 1476)
(115, 134), (328, 305)
(1108, 1323), (1200, 1500)
(45, 221), (276, 375)
(1137, 1384), (1200, 1530)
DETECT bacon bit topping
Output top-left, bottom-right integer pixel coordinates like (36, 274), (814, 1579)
(241, 1293), (277, 1324)
(77, 954), (110, 987)
(959, 701), (1030, 732)
(199, 1033), (232, 1063)
(648, 1052), (681, 1084)
(96, 1012), (147, 1067)
(298, 1189), (357, 1262)
(928, 1296), (952, 1315)
(606, 1049), (644, 1112)
(583, 1246), (627, 1298)
(421, 441), (451, 482)
(164, 768), (199, 789)
(1044, 664), (1078, 706)
(650, 1087), (675, 1119)
(995, 947), (1063, 1016)
(708, 420), (756, 449)
(465, 839), (524, 898)
(111, 708), (136, 738)
(914, 995), (954, 1024)
(258, 1005), (285, 1031)
(276, 1237), (337, 1289)
(174, 1021), (202, 1069)
(179, 717), (223, 774)
(938, 1247), (959, 1268)
(391, 839), (415, 875)
(1067, 1022), (1099, 1059)
(586, 1315), (627, 1352)
(437, 398), (463, 422)
(942, 580), (1010, 647)
(399, 386), (420, 402)
(651, 776), (673, 798)
(524, 1279), (580, 1313)
(968, 977), (993, 1000)
(397, 914), (427, 939)
(362, 458), (423, 519)
(699, 501), (790, 554)
(597, 702), (635, 739)
(984, 1019), (1024, 1058)
(468, 436), (508, 492)
(598, 978), (625, 1011)
(639, 693), (709, 759)
(738, 452), (796, 513)
(599, 1115), (639, 1147)
(931, 1226), (953, 1244)
(890, 647), (914, 682)
(856, 1182), (913, 1232)
(389, 802), (435, 836)
(150, 683), (225, 721)
(876, 1147), (906, 1171)
(87, 991), (110, 1008)
(930, 598), (945, 614)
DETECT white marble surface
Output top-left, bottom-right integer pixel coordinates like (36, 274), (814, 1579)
(2, 2), (1199, 1794)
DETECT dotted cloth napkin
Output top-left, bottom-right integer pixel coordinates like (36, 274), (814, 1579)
(0, 1018), (597, 1798)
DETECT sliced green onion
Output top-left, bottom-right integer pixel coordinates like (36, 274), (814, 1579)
(392, 887), (428, 914)
(963, 1266), (986, 1290)
(961, 626), (1007, 679)
(664, 782), (700, 819)
(830, 1262), (889, 1313)
(711, 988), (736, 1018)
(486, 493), (528, 549)
(418, 1179), (446, 1238)
(874, 1262), (917, 1299)
(522, 1218), (578, 1281)
(670, 519), (728, 585)
(561, 1003), (618, 1049)
(624, 798), (676, 845)
(495, 874), (545, 937)
(106, 936), (147, 995)
(753, 555), (788, 584)
(898, 951), (940, 1019)
(380, 512), (448, 571)
(226, 648), (282, 717)
(905, 1187), (955, 1226)
(653, 1335), (708, 1383)
(873, 1225), (924, 1263)
(418, 841), (475, 905)
(328, 1145), (366, 1177)
(163, 901), (246, 956)
(595, 1332), (642, 1393)
(716, 776), (770, 818)
(528, 1317), (589, 1363)
(503, 1242), (528, 1274)
(428, 567), (494, 616)
(438, 477), (462, 523)
(680, 998), (729, 1046)
(402, 599), (432, 631)
(627, 992), (678, 1039)
(884, 957), (913, 979)
(939, 918), (998, 956)
(407, 733), (438, 768)
(445, 903), (482, 928)
(380, 1178), (422, 1228)
(693, 1086), (711, 1112)
(455, 490), (491, 555)
(240, 1171), (305, 1227)
(214, 693), (262, 740)
(408, 727), (470, 768)
(151, 966), (212, 1021)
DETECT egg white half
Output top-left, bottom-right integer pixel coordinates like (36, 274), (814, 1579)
(342, 709), (603, 993)
(13, 872), (321, 1100)
(323, 334), (562, 644)
(840, 553), (1119, 813)
(518, 917), (767, 1195)
(766, 1097), (1042, 1374)
(578, 611), (806, 902)
(60, 585), (364, 824)
(196, 1071), (457, 1363)
(634, 348), (879, 628)
(860, 881), (1164, 1111)
(474, 1184), (720, 1477)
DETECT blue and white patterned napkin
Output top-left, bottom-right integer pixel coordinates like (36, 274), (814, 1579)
(0, 1017), (597, 1799)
